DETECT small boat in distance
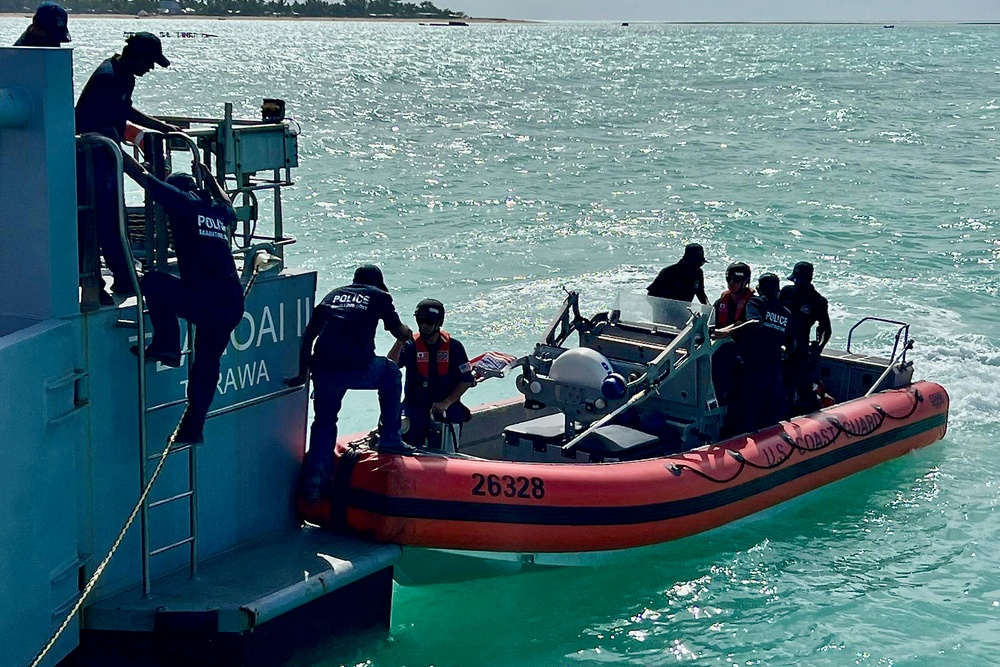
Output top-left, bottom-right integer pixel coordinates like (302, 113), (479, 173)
(884, 24), (895, 28)
(301, 291), (949, 582)
(419, 20), (469, 26)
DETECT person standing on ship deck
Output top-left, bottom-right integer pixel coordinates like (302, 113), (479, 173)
(13, 2), (70, 47)
(388, 299), (474, 449)
(784, 261), (832, 414)
(286, 265), (413, 502)
(647, 243), (709, 304)
(122, 155), (244, 445)
(75, 32), (182, 304)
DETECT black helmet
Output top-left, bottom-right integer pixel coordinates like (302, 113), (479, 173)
(166, 172), (198, 193)
(414, 298), (445, 324)
(726, 261), (751, 284)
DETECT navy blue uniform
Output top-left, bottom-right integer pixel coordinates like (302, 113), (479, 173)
(309, 285), (403, 372)
(140, 177), (244, 441)
(14, 30), (51, 46)
(397, 336), (474, 447)
(728, 295), (792, 433)
(647, 261), (707, 303)
(786, 284), (832, 412)
(301, 283), (404, 484)
(75, 57), (137, 289)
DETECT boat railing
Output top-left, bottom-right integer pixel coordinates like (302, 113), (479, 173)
(126, 102), (297, 276)
(846, 316), (911, 365)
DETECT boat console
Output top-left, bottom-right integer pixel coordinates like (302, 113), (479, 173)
(507, 292), (725, 462)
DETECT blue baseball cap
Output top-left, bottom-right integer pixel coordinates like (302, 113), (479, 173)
(35, 2), (70, 43)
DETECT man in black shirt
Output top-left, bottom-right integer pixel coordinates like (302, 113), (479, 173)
(287, 266), (413, 501)
(785, 261), (832, 413)
(76, 32), (181, 302)
(13, 2), (70, 47)
(737, 273), (794, 432)
(647, 243), (709, 304)
(123, 156), (244, 445)
(389, 299), (474, 449)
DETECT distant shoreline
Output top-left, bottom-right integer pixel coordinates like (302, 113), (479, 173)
(0, 12), (529, 23)
(1, 14), (996, 25)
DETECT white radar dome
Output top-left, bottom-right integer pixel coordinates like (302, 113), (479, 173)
(548, 348), (613, 389)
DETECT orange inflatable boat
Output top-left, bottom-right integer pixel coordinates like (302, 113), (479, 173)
(300, 292), (949, 563)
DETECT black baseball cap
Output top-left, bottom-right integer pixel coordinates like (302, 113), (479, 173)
(125, 32), (170, 67)
(788, 261), (814, 283)
(35, 2), (70, 43)
(682, 243), (706, 266)
(353, 264), (388, 292)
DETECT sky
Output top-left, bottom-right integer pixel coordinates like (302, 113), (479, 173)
(452, 0), (1000, 22)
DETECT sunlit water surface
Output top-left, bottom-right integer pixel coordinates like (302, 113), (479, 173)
(3, 17), (999, 666)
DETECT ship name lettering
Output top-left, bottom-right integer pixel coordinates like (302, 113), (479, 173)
(217, 359), (270, 395)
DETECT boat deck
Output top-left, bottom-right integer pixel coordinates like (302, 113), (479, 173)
(74, 527), (399, 665)
(85, 526), (399, 634)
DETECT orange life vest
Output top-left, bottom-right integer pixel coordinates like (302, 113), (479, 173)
(716, 288), (755, 328)
(414, 331), (451, 379)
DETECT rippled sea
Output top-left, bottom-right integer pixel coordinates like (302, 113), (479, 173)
(4, 17), (1000, 666)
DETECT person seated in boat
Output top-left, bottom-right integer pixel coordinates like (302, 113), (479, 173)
(75, 32), (183, 305)
(286, 265), (413, 502)
(727, 272), (794, 434)
(711, 262), (754, 410)
(13, 2), (70, 47)
(647, 243), (709, 304)
(784, 261), (832, 414)
(121, 155), (244, 445)
(388, 299), (474, 449)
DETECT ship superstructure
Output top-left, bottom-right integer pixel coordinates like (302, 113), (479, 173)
(1, 46), (397, 667)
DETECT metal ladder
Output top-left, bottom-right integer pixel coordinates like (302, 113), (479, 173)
(139, 322), (199, 595)
(78, 133), (201, 596)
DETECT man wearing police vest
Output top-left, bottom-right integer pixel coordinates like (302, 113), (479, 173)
(734, 272), (795, 433)
(122, 155), (244, 445)
(287, 265), (412, 502)
(389, 299), (474, 449)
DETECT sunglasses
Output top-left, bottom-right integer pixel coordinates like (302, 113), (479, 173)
(416, 317), (438, 326)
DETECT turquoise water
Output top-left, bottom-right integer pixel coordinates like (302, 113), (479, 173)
(5, 17), (1000, 665)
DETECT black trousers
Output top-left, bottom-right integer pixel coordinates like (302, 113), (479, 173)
(787, 346), (821, 414)
(142, 271), (244, 435)
(77, 147), (131, 286)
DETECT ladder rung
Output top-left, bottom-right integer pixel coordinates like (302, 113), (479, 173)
(149, 536), (194, 557)
(147, 443), (194, 460)
(149, 490), (194, 509)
